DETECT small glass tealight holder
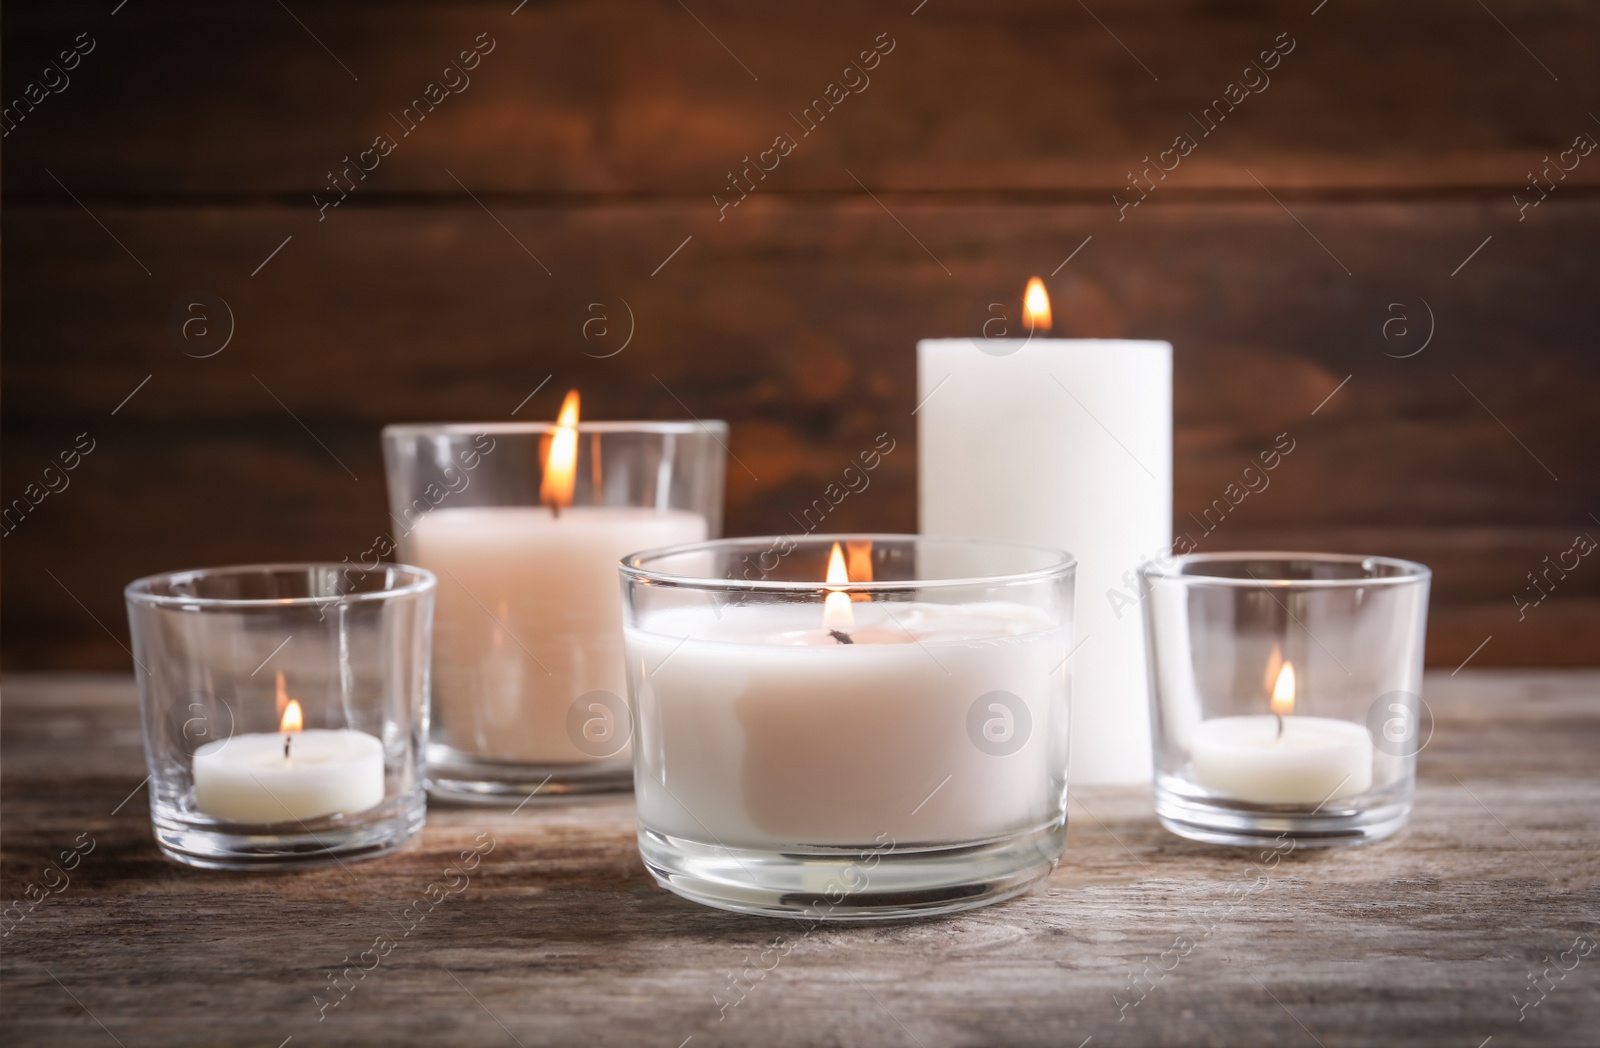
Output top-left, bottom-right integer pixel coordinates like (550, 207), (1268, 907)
(125, 564), (435, 870)
(621, 534), (1075, 920)
(382, 417), (726, 803)
(1140, 552), (1431, 848)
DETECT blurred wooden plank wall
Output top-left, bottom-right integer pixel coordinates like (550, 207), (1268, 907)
(3, 1), (1597, 669)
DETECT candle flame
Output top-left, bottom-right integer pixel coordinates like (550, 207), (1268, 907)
(1271, 662), (1296, 718)
(541, 389), (581, 511)
(846, 540), (873, 602)
(823, 541), (855, 630)
(1023, 277), (1052, 334)
(1264, 645), (1284, 692)
(280, 698), (304, 734)
(274, 670), (290, 718)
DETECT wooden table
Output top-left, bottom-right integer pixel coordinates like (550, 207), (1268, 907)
(3, 671), (1597, 1047)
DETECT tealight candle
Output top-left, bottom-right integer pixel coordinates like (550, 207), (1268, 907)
(193, 684), (385, 824)
(126, 562), (433, 869)
(1189, 663), (1373, 806)
(1140, 551), (1430, 848)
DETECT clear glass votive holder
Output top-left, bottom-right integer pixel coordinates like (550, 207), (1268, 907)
(125, 564), (435, 870)
(382, 421), (726, 803)
(621, 534), (1075, 920)
(1140, 552), (1431, 848)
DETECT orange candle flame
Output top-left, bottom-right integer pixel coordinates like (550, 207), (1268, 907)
(846, 540), (873, 602)
(1023, 277), (1052, 334)
(280, 698), (304, 734)
(1263, 644), (1284, 693)
(1271, 662), (1296, 718)
(541, 390), (580, 513)
(823, 541), (855, 632)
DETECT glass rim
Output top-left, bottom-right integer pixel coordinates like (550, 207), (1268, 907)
(382, 420), (728, 439)
(619, 533), (1076, 592)
(125, 562), (437, 609)
(1138, 550), (1431, 588)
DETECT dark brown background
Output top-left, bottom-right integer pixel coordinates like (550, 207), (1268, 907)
(4, 0), (1597, 670)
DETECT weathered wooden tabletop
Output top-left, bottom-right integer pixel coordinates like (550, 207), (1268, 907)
(2, 670), (1596, 1047)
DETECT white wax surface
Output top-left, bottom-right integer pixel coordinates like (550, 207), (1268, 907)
(193, 730), (385, 824)
(1190, 716), (1373, 806)
(918, 338), (1172, 785)
(407, 506), (708, 763)
(626, 601), (1069, 848)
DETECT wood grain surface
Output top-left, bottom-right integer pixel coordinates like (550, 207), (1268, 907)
(4, 0), (1599, 669)
(2, 670), (1597, 1046)
(4, 1), (1597, 194)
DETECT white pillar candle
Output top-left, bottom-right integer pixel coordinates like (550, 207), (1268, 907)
(408, 505), (706, 762)
(193, 729), (384, 824)
(626, 601), (1069, 848)
(1189, 716), (1373, 806)
(918, 284), (1171, 784)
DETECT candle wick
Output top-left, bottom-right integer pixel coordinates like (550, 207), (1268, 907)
(284, 734), (292, 760)
(828, 629), (855, 645)
(1275, 713), (1284, 742)
(549, 501), (561, 520)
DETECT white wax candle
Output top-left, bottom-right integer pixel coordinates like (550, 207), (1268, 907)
(918, 337), (1172, 785)
(193, 730), (385, 823)
(406, 506), (707, 763)
(626, 602), (1069, 848)
(1189, 716), (1373, 806)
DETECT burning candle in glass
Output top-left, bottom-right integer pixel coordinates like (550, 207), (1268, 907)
(621, 535), (1075, 920)
(386, 395), (726, 801)
(1141, 552), (1430, 848)
(125, 562), (433, 870)
(192, 674), (386, 824)
(1189, 658), (1374, 806)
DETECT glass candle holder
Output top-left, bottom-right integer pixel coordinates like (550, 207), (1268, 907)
(621, 534), (1075, 920)
(125, 564), (435, 870)
(382, 421), (726, 803)
(1140, 552), (1431, 848)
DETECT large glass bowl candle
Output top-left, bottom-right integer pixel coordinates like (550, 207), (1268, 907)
(383, 401), (726, 802)
(1139, 552), (1431, 847)
(620, 535), (1075, 920)
(125, 564), (435, 869)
